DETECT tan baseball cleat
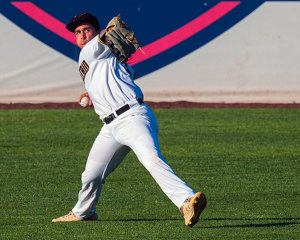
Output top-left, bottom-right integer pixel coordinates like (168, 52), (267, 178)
(52, 211), (98, 222)
(181, 192), (207, 228)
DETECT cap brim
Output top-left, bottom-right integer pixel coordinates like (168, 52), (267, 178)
(66, 14), (100, 33)
(66, 20), (86, 32)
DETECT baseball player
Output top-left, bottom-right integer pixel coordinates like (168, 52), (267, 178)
(52, 13), (206, 227)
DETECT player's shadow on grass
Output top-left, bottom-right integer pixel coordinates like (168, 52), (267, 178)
(106, 217), (299, 228)
(201, 217), (299, 228)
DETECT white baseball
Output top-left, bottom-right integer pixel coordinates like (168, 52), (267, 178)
(80, 96), (89, 107)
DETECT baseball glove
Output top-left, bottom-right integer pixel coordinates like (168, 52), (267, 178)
(105, 15), (142, 63)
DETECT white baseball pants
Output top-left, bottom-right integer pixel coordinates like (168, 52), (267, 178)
(72, 103), (195, 218)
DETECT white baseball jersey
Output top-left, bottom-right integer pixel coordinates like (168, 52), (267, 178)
(72, 31), (196, 219)
(78, 32), (143, 119)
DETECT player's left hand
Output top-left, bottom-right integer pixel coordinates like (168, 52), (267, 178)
(105, 15), (142, 63)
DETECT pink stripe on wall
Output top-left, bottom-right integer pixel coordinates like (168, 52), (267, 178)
(11, 1), (76, 45)
(128, 1), (240, 65)
(11, 1), (240, 65)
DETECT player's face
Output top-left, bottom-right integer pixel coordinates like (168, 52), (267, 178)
(75, 23), (98, 49)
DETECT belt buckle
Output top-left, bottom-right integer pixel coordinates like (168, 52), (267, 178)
(104, 99), (142, 124)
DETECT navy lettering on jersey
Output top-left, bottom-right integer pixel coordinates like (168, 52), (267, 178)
(79, 60), (89, 82)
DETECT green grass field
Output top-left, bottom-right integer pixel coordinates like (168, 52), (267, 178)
(0, 108), (299, 239)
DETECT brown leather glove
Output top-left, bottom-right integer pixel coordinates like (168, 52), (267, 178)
(105, 15), (142, 63)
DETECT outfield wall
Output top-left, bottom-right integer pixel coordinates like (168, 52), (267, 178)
(138, 2), (300, 103)
(1, 1), (299, 103)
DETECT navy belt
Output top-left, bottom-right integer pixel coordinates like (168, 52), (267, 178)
(103, 98), (143, 124)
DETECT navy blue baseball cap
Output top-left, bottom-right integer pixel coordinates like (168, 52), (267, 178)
(66, 13), (100, 32)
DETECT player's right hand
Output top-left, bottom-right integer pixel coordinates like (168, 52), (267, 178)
(78, 92), (93, 107)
